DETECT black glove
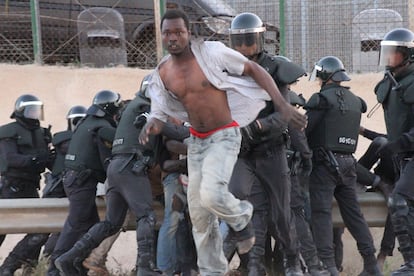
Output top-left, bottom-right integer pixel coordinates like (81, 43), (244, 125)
(240, 120), (261, 144)
(31, 152), (49, 171)
(256, 112), (286, 133)
(133, 112), (150, 129)
(377, 140), (402, 158)
(299, 157), (313, 177)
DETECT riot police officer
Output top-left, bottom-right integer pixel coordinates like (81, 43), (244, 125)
(305, 56), (382, 276)
(0, 94), (54, 275)
(0, 105), (87, 275)
(54, 83), (165, 275)
(225, 12), (307, 276)
(374, 28), (414, 276)
(47, 90), (122, 275)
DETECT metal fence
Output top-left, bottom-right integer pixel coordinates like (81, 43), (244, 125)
(0, 0), (413, 71)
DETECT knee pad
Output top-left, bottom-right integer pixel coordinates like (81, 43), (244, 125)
(388, 193), (409, 217)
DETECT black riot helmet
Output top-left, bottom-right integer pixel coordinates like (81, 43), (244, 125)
(66, 105), (87, 131)
(229, 12), (266, 55)
(11, 94), (44, 120)
(309, 56), (350, 83)
(379, 28), (414, 71)
(88, 90), (122, 117)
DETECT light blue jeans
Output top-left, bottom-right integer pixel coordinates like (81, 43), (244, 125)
(187, 126), (253, 275)
(156, 172), (181, 275)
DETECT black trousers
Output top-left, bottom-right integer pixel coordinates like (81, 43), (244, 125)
(229, 145), (299, 258)
(309, 154), (376, 268)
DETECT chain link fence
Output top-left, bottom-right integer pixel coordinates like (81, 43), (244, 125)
(0, 0), (413, 71)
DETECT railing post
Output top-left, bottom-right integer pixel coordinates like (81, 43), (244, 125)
(30, 0), (43, 64)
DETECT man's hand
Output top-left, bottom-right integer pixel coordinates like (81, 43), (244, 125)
(138, 118), (164, 144)
(279, 103), (307, 130)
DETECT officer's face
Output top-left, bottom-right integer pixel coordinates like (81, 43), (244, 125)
(386, 51), (405, 69)
(233, 43), (259, 61)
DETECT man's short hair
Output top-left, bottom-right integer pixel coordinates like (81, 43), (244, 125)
(161, 9), (190, 30)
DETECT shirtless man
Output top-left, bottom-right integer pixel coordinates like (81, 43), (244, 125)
(139, 9), (307, 276)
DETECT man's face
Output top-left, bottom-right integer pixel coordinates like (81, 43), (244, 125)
(161, 18), (190, 55)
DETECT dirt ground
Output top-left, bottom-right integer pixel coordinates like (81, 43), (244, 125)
(0, 64), (402, 275)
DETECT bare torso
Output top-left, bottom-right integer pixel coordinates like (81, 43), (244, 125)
(159, 51), (233, 132)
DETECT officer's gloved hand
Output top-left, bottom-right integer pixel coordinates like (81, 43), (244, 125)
(256, 112), (285, 133)
(377, 140), (402, 158)
(31, 152), (49, 171)
(240, 120), (261, 144)
(48, 148), (57, 163)
(299, 157), (313, 177)
(133, 112), (150, 129)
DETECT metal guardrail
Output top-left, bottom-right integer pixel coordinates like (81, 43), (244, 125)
(0, 197), (164, 235)
(0, 192), (388, 235)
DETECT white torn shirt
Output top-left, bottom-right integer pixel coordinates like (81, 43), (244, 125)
(148, 39), (270, 127)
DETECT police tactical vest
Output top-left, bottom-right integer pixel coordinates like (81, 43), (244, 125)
(64, 115), (114, 174)
(0, 121), (50, 173)
(307, 84), (363, 153)
(51, 130), (72, 176)
(112, 95), (151, 155)
(375, 66), (414, 142)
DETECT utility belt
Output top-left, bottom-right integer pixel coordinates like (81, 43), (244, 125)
(64, 164), (105, 184)
(312, 147), (348, 175)
(113, 152), (152, 175)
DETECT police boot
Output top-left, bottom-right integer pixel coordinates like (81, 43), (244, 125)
(55, 232), (98, 276)
(358, 254), (383, 276)
(285, 255), (304, 276)
(0, 254), (22, 276)
(46, 259), (61, 276)
(247, 247), (266, 276)
(136, 215), (163, 276)
(271, 246), (285, 276)
(305, 255), (331, 276)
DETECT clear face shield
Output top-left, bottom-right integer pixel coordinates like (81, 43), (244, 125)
(379, 40), (414, 69)
(67, 114), (85, 130)
(229, 26), (265, 51)
(309, 64), (322, 81)
(379, 44), (400, 68)
(21, 101), (44, 120)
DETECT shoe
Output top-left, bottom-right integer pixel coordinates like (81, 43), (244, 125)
(55, 255), (83, 276)
(308, 266), (331, 276)
(391, 261), (414, 276)
(237, 236), (256, 255)
(83, 257), (110, 276)
(325, 266), (339, 276)
(285, 255), (304, 276)
(236, 221), (256, 255)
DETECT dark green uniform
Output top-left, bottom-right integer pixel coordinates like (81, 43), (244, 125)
(305, 83), (378, 273)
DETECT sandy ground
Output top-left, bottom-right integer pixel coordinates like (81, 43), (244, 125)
(0, 64), (402, 275)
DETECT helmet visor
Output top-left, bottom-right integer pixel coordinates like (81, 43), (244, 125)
(309, 64), (322, 81)
(230, 32), (262, 48)
(379, 45), (401, 67)
(22, 102), (44, 120)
